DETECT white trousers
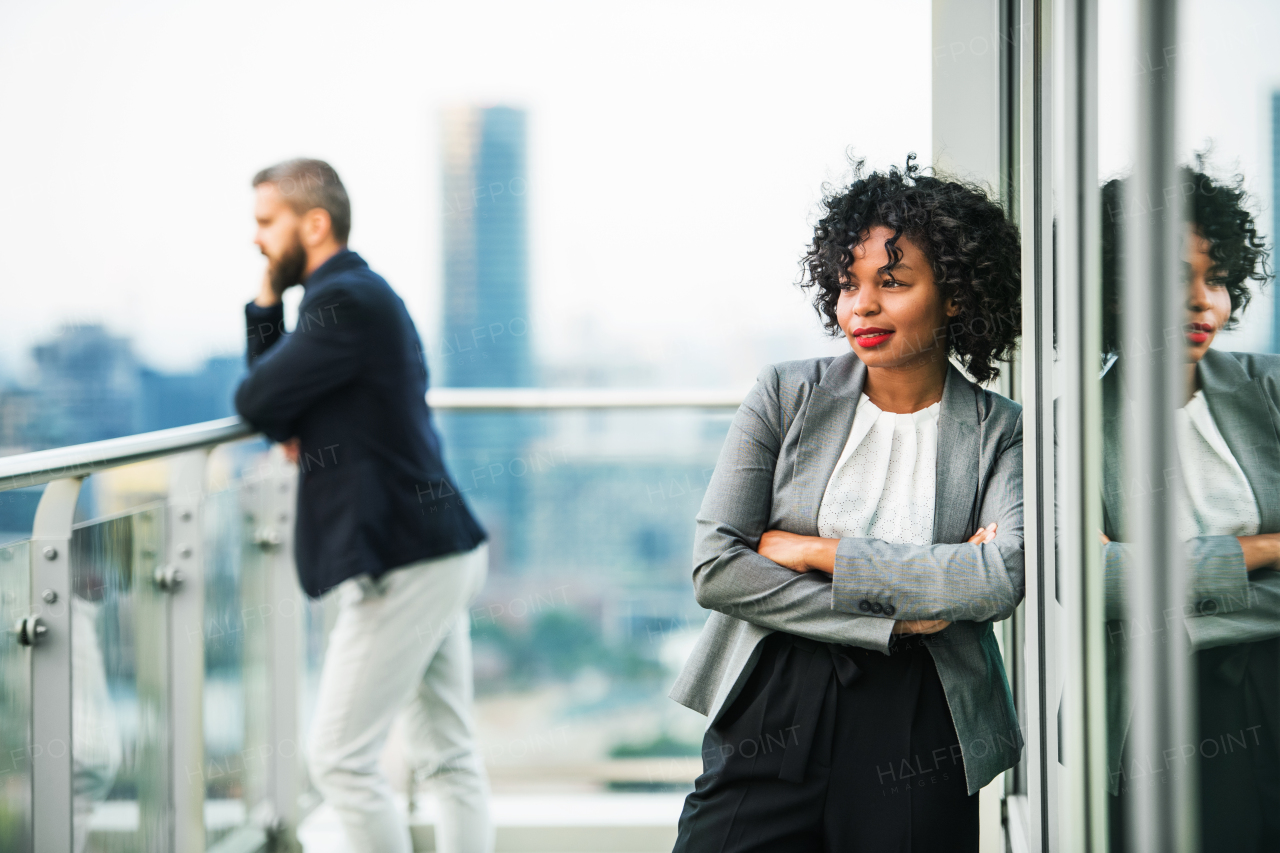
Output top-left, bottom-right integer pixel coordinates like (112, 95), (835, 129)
(308, 542), (492, 853)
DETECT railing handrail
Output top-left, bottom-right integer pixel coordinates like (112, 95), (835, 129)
(0, 387), (747, 492)
(425, 387), (746, 409)
(0, 417), (254, 493)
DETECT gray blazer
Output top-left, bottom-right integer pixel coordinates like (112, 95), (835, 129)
(1102, 348), (1280, 792)
(668, 351), (1025, 795)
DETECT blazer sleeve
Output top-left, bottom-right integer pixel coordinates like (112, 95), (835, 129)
(830, 412), (1025, 622)
(1182, 569), (1280, 650)
(1102, 536), (1252, 621)
(245, 300), (286, 364)
(691, 364), (896, 654)
(234, 287), (364, 443)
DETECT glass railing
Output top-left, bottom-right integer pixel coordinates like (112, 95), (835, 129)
(0, 392), (741, 852)
(0, 540), (32, 851)
(201, 442), (290, 850)
(431, 408), (730, 795)
(70, 502), (167, 852)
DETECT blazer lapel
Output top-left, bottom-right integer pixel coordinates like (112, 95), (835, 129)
(934, 364), (981, 543)
(791, 354), (982, 544)
(1198, 349), (1280, 532)
(793, 353), (866, 536)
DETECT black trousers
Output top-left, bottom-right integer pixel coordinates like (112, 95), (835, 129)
(1109, 637), (1280, 853)
(673, 630), (979, 853)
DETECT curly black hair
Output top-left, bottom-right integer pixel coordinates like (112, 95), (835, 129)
(1101, 163), (1272, 354)
(799, 155), (1022, 384)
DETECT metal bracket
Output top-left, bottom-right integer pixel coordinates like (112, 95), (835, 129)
(153, 565), (185, 592)
(253, 527), (282, 550)
(15, 614), (46, 647)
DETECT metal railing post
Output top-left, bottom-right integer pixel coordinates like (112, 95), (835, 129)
(28, 477), (82, 852)
(133, 501), (172, 848)
(169, 450), (211, 851)
(264, 449), (302, 851)
(241, 448), (303, 850)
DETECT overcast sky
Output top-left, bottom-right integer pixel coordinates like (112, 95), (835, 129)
(0, 0), (1274, 385)
(0, 0), (931, 385)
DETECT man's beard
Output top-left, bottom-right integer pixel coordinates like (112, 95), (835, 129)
(267, 235), (307, 298)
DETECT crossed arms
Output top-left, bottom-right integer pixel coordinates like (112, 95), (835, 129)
(690, 365), (1025, 654)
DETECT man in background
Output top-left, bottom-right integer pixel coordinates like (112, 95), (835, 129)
(235, 158), (492, 853)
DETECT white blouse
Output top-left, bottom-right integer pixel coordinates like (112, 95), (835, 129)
(1174, 389), (1260, 540)
(817, 393), (940, 546)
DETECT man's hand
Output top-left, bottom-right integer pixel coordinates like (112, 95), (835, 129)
(281, 438), (300, 465)
(255, 268), (280, 308)
(893, 619), (951, 635)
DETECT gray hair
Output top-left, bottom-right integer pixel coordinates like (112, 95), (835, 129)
(252, 158), (351, 243)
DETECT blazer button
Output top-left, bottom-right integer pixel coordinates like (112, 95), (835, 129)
(859, 599), (872, 612)
(883, 604), (896, 616)
(871, 602), (884, 614)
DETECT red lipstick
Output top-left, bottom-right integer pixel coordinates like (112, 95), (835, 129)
(851, 327), (894, 348)
(1186, 322), (1213, 345)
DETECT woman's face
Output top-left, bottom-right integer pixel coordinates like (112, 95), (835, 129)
(1183, 227), (1233, 364)
(835, 225), (959, 370)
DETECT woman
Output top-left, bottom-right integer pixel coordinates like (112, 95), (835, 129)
(1100, 167), (1280, 852)
(668, 157), (1025, 851)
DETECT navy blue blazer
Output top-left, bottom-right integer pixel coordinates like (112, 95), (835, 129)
(235, 249), (486, 597)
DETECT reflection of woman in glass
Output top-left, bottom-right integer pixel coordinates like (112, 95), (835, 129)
(669, 157), (1025, 851)
(1101, 166), (1279, 852)
(70, 532), (124, 853)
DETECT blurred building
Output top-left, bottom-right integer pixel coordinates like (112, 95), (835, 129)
(439, 105), (533, 388)
(437, 106), (538, 575)
(31, 324), (142, 447)
(138, 356), (243, 432)
(0, 324), (241, 451)
(433, 108), (711, 650)
(0, 325), (243, 537)
(0, 386), (38, 455)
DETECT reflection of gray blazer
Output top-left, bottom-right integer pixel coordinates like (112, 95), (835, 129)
(1102, 348), (1280, 792)
(668, 352), (1025, 795)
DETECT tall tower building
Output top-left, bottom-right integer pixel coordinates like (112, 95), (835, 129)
(436, 106), (536, 574)
(440, 106), (533, 387)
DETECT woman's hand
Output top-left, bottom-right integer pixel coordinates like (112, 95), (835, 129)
(757, 530), (837, 574)
(1101, 531), (1279, 571)
(968, 522), (997, 545)
(1238, 532), (1280, 572)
